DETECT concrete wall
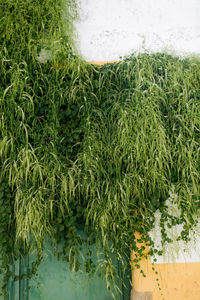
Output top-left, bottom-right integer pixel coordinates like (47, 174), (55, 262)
(75, 0), (200, 61)
(75, 2), (200, 299)
(75, 0), (200, 264)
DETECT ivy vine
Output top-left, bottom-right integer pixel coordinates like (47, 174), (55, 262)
(0, 0), (200, 298)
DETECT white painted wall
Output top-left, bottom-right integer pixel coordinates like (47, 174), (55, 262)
(75, 0), (200, 61)
(75, 0), (200, 263)
(150, 202), (200, 264)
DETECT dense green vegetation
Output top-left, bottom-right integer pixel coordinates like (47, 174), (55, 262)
(0, 0), (200, 298)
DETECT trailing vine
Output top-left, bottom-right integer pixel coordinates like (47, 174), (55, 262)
(1, 0), (200, 298)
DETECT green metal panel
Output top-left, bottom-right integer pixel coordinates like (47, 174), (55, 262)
(6, 236), (131, 300)
(28, 237), (118, 300)
(29, 246), (113, 300)
(0, 259), (21, 300)
(0, 267), (3, 300)
(19, 256), (29, 300)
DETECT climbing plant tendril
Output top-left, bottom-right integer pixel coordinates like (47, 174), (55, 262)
(0, 0), (200, 298)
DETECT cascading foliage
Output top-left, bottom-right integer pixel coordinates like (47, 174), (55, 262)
(0, 0), (200, 298)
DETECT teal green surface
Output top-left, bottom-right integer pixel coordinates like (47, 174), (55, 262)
(5, 237), (130, 299)
(28, 239), (115, 300)
(0, 260), (20, 300)
(29, 254), (113, 300)
(0, 272), (2, 300)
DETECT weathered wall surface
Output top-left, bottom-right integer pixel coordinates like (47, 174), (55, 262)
(75, 0), (200, 263)
(75, 2), (200, 299)
(75, 0), (200, 61)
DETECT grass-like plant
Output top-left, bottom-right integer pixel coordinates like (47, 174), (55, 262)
(0, 0), (200, 298)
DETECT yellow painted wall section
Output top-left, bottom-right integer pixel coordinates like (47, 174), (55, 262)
(131, 253), (200, 300)
(131, 233), (200, 300)
(90, 61), (117, 65)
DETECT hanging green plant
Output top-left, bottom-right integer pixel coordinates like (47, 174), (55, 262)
(1, 0), (200, 298)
